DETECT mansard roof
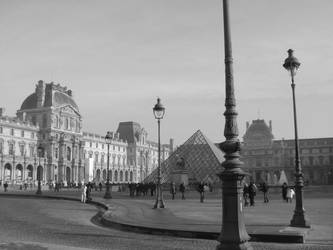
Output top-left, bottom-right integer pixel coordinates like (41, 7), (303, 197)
(243, 119), (274, 141)
(19, 81), (79, 111)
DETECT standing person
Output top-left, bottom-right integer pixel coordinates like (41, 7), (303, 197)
(282, 182), (288, 202)
(81, 184), (87, 203)
(243, 182), (249, 207)
(170, 182), (176, 200)
(248, 181), (257, 206)
(261, 182), (269, 203)
(99, 182), (102, 192)
(3, 182), (8, 192)
(286, 186), (294, 203)
(198, 181), (205, 203)
(179, 182), (186, 200)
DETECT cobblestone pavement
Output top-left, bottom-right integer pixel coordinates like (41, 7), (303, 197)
(0, 196), (332, 250)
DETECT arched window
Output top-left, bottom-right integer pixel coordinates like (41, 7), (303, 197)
(114, 170), (118, 182)
(67, 147), (71, 161)
(120, 171), (123, 182)
(130, 171), (133, 182)
(125, 171), (128, 182)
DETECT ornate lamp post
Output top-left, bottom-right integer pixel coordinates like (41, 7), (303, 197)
(36, 144), (43, 195)
(104, 131), (112, 199)
(216, 1), (252, 249)
(153, 97), (165, 209)
(283, 49), (310, 228)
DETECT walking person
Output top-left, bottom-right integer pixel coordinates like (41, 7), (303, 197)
(248, 181), (257, 206)
(261, 182), (269, 203)
(3, 182), (8, 192)
(286, 187), (295, 203)
(81, 184), (87, 203)
(179, 182), (186, 200)
(170, 182), (176, 200)
(198, 181), (205, 203)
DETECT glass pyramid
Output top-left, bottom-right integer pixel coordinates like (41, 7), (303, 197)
(145, 130), (225, 184)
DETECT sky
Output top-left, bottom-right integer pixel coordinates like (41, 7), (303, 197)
(0, 0), (332, 146)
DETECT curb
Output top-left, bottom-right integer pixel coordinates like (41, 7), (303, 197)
(0, 193), (306, 243)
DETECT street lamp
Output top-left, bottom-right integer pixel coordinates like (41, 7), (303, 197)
(104, 131), (112, 199)
(36, 144), (43, 195)
(283, 49), (310, 228)
(153, 97), (165, 209)
(216, 1), (252, 249)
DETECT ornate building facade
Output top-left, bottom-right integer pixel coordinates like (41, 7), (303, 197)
(0, 81), (172, 187)
(241, 119), (333, 185)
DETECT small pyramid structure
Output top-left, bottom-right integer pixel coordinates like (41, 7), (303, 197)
(144, 130), (225, 184)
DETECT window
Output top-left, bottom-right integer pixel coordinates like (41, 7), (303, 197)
(65, 118), (69, 130)
(29, 145), (34, 157)
(20, 144), (25, 156)
(96, 142), (98, 148)
(31, 132), (35, 139)
(31, 116), (37, 125)
(21, 130), (25, 137)
(0, 141), (3, 154)
(10, 128), (14, 136)
(90, 141), (92, 148)
(9, 143), (14, 155)
(67, 147), (71, 161)
(101, 155), (105, 165)
(55, 148), (58, 159)
(102, 144), (104, 149)
(0, 127), (3, 134)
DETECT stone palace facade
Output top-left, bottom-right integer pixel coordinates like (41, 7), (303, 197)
(241, 119), (333, 185)
(0, 81), (172, 186)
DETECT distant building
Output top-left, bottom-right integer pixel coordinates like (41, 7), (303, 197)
(241, 119), (333, 185)
(0, 81), (172, 187)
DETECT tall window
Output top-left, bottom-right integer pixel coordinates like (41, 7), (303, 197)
(0, 126), (3, 134)
(31, 116), (37, 125)
(21, 130), (25, 137)
(0, 141), (3, 154)
(65, 118), (69, 130)
(31, 132), (35, 139)
(20, 144), (25, 156)
(67, 147), (71, 161)
(55, 148), (59, 159)
(9, 143), (14, 155)
(10, 128), (14, 136)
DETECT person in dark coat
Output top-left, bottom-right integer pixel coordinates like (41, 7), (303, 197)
(261, 182), (269, 203)
(99, 182), (102, 192)
(248, 181), (257, 206)
(170, 182), (176, 200)
(3, 182), (8, 192)
(179, 182), (186, 200)
(198, 181), (205, 203)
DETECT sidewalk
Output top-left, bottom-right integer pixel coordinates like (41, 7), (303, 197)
(1, 191), (332, 246)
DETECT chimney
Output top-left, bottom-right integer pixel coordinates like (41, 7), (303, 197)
(169, 138), (174, 152)
(0, 108), (4, 117)
(36, 80), (45, 108)
(246, 121), (249, 130)
(269, 120), (272, 131)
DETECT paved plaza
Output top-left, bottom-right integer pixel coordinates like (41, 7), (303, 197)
(0, 187), (332, 249)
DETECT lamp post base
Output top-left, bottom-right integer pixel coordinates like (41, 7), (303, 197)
(216, 242), (253, 250)
(290, 212), (310, 228)
(153, 199), (165, 209)
(104, 185), (112, 199)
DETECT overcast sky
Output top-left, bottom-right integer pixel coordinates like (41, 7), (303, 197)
(0, 0), (332, 146)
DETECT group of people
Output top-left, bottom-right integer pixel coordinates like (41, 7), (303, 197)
(170, 182), (186, 200)
(128, 182), (156, 197)
(243, 181), (296, 206)
(81, 182), (94, 203)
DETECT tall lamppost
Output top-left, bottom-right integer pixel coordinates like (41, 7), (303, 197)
(216, 1), (252, 249)
(104, 131), (112, 199)
(153, 97), (165, 209)
(36, 144), (43, 195)
(283, 49), (310, 228)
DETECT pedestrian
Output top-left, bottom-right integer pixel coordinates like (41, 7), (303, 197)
(248, 181), (257, 206)
(81, 184), (87, 203)
(198, 181), (205, 203)
(286, 187), (295, 203)
(282, 182), (288, 202)
(170, 182), (176, 200)
(86, 182), (92, 202)
(179, 182), (186, 200)
(261, 182), (269, 203)
(243, 182), (249, 207)
(4, 182), (8, 192)
(99, 182), (102, 192)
